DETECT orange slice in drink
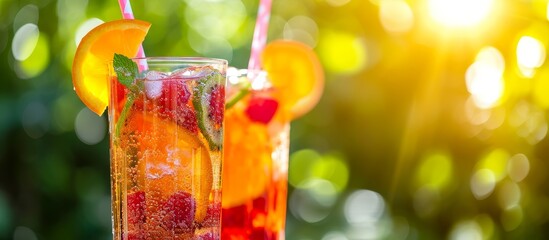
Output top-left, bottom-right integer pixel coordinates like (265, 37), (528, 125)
(123, 110), (213, 223)
(222, 102), (272, 208)
(261, 40), (324, 120)
(72, 19), (151, 115)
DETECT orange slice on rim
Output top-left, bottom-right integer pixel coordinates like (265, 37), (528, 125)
(72, 19), (151, 115)
(261, 40), (324, 120)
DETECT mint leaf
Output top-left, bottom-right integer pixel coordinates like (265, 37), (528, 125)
(112, 53), (142, 141)
(113, 53), (138, 87)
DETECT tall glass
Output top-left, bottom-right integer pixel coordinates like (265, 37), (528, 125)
(109, 57), (227, 239)
(222, 69), (289, 240)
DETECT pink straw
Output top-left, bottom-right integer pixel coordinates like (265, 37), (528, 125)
(248, 0), (273, 74)
(118, 0), (148, 70)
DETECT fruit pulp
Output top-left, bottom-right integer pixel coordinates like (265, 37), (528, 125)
(221, 71), (289, 240)
(109, 65), (225, 240)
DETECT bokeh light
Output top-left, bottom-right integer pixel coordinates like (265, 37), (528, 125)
(74, 108), (106, 145)
(516, 36), (545, 77)
(321, 231), (348, 240)
(284, 16), (319, 47)
(289, 186), (333, 223)
(509, 101), (548, 144)
(414, 151), (453, 190)
(507, 154), (530, 182)
(184, 0), (246, 41)
(317, 29), (367, 74)
(17, 32), (50, 79)
(12, 23), (39, 61)
(344, 189), (390, 239)
(465, 47), (505, 109)
(476, 148), (509, 182)
(413, 186), (440, 217)
(75, 18), (104, 46)
(289, 150), (349, 193)
(289, 149), (322, 187)
(497, 180), (521, 210)
(501, 205), (523, 231)
(448, 220), (483, 240)
(344, 190), (385, 225)
(428, 0), (494, 28)
(470, 169), (496, 200)
(379, 0), (414, 34)
(13, 5), (38, 32)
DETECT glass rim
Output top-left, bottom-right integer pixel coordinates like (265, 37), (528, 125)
(131, 57), (228, 65)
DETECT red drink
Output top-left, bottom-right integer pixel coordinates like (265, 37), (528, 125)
(221, 69), (289, 240)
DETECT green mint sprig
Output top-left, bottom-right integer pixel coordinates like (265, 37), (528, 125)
(113, 53), (142, 139)
(114, 53), (138, 88)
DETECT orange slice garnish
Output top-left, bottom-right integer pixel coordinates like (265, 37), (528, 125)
(261, 40), (324, 120)
(122, 110), (213, 223)
(72, 19), (151, 115)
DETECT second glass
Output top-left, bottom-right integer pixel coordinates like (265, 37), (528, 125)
(222, 69), (289, 240)
(109, 57), (227, 239)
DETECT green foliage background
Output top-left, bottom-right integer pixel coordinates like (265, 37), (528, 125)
(1, 0), (549, 239)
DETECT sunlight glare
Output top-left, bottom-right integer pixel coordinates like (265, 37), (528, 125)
(428, 0), (493, 27)
(466, 47), (505, 109)
(516, 36), (545, 70)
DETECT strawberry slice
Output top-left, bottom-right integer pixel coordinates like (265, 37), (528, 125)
(161, 191), (196, 234)
(174, 106), (198, 133)
(209, 85), (225, 127)
(200, 202), (221, 228)
(197, 232), (216, 240)
(127, 191), (145, 225)
(157, 79), (191, 113)
(132, 78), (198, 133)
(245, 96), (278, 124)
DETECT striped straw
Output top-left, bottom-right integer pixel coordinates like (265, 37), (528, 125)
(247, 0), (272, 75)
(118, 0), (148, 70)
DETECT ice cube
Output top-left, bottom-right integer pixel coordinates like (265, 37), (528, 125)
(145, 70), (169, 81)
(171, 66), (213, 79)
(144, 71), (166, 99)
